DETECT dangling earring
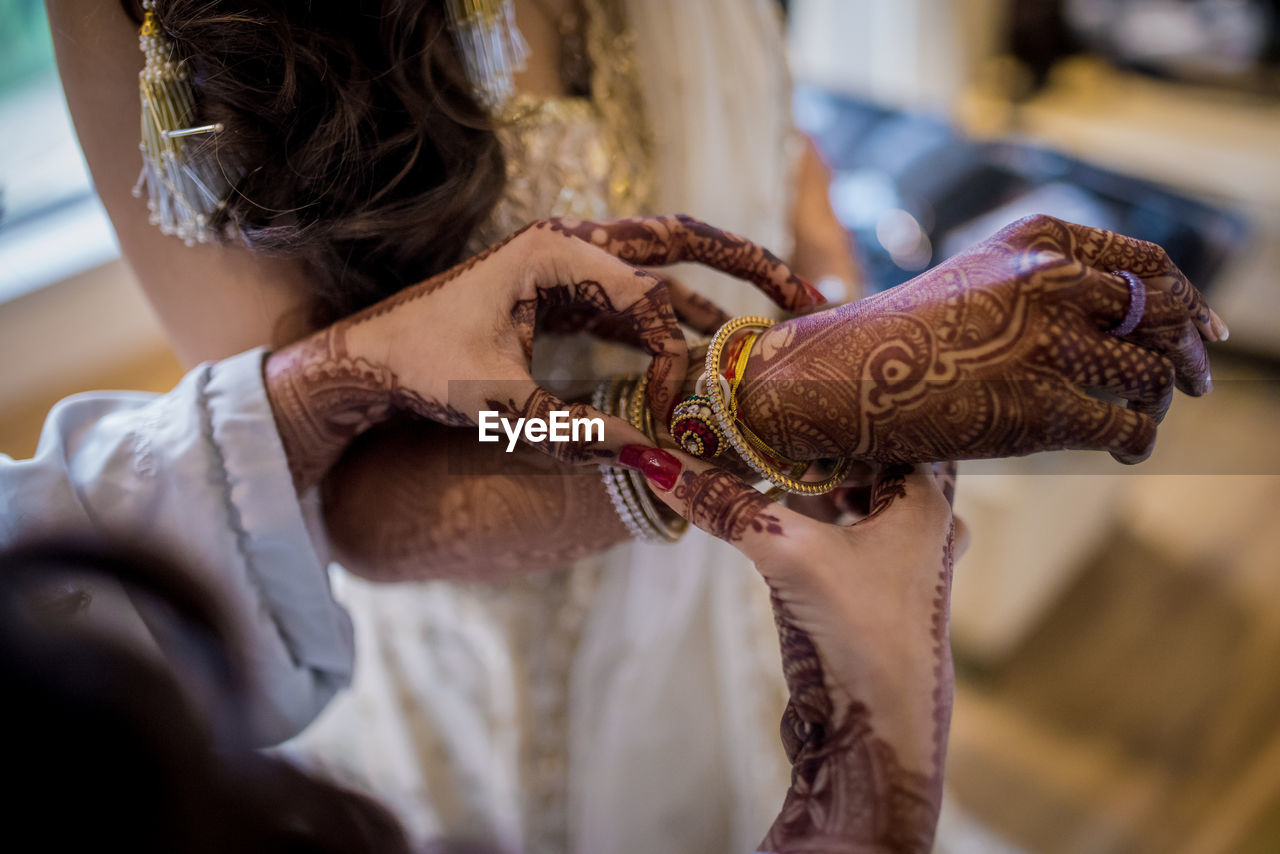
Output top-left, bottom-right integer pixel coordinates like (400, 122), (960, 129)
(133, 0), (230, 245)
(445, 0), (530, 110)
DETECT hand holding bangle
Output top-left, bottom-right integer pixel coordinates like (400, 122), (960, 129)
(626, 445), (960, 853)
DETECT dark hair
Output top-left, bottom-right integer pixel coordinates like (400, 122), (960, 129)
(130, 1), (507, 325)
(0, 538), (414, 853)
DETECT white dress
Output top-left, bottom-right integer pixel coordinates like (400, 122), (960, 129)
(283, 3), (802, 852)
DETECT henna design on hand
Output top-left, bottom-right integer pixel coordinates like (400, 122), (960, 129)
(670, 468), (784, 542)
(736, 215), (1217, 467)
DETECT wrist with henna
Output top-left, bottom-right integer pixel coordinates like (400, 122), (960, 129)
(321, 417), (632, 582)
(264, 325), (401, 493)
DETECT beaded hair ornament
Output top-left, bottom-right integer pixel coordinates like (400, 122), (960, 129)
(133, 0), (527, 244)
(133, 0), (232, 245)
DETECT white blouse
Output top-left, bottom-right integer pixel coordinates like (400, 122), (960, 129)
(0, 347), (353, 745)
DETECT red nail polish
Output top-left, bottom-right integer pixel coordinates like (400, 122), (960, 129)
(618, 444), (682, 491)
(800, 278), (828, 307)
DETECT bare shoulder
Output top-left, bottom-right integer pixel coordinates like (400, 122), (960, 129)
(46, 0), (314, 365)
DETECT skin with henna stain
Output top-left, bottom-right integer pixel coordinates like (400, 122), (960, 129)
(316, 216), (1223, 583)
(263, 215), (819, 493)
(736, 215), (1223, 467)
(639, 451), (959, 853)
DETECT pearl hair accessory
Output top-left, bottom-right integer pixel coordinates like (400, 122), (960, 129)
(133, 0), (232, 245)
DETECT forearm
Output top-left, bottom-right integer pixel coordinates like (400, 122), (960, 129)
(320, 418), (631, 582)
(761, 570), (954, 852)
(264, 326), (402, 492)
(761, 680), (950, 854)
(317, 350), (715, 581)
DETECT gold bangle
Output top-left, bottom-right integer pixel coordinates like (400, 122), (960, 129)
(731, 330), (805, 471)
(729, 331), (757, 414)
(626, 374), (654, 441)
(621, 375), (687, 542)
(703, 316), (852, 496)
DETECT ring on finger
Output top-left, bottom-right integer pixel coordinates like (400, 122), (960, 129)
(1108, 270), (1147, 337)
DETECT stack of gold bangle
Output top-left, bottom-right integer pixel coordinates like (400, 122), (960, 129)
(699, 316), (852, 495)
(592, 375), (688, 543)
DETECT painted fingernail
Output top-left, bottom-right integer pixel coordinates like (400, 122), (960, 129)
(800, 278), (828, 307)
(1215, 312), (1230, 341)
(1205, 373), (1214, 394)
(618, 444), (682, 491)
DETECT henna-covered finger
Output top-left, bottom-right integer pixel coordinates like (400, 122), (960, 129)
(655, 271), (732, 334)
(1081, 273), (1212, 396)
(1131, 311), (1212, 398)
(635, 446), (807, 563)
(610, 277), (688, 422)
(1080, 338), (1177, 423)
(1060, 219), (1217, 339)
(1051, 328), (1178, 420)
(542, 215), (823, 313)
(1060, 385), (1160, 464)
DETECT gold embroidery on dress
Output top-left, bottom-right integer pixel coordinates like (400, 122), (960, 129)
(582, 0), (654, 217)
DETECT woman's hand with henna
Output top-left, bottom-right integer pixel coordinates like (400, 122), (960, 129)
(617, 446), (959, 853)
(737, 214), (1227, 465)
(264, 215), (822, 491)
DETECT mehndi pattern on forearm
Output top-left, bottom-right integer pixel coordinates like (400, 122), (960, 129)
(266, 321), (474, 491)
(323, 422), (629, 582)
(761, 467), (956, 853)
(762, 594), (941, 854)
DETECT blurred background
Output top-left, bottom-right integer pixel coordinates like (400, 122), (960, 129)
(2, 1), (1278, 851)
